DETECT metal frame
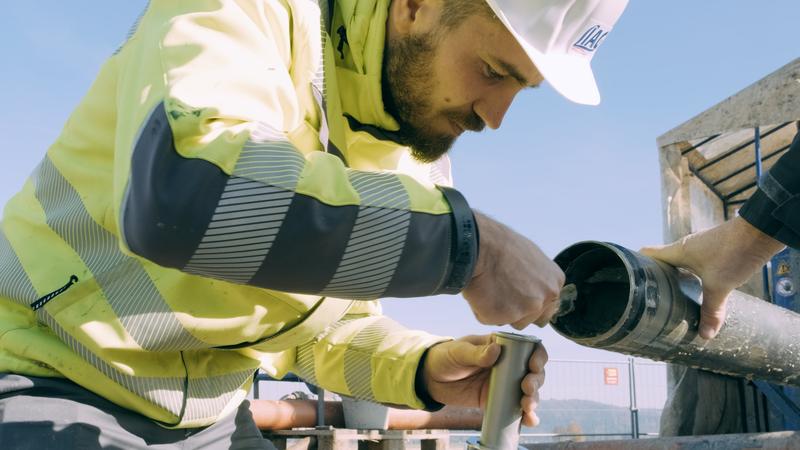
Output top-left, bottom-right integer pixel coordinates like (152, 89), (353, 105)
(679, 125), (800, 429)
(657, 58), (800, 434)
(676, 122), (796, 221)
(255, 358), (661, 441)
(627, 357), (639, 439)
(753, 381), (800, 425)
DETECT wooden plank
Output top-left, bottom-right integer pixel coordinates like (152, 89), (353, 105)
(697, 123), (796, 196)
(263, 428), (450, 450)
(420, 438), (449, 450)
(658, 143), (694, 242)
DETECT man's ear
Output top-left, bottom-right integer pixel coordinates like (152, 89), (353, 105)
(388, 0), (435, 36)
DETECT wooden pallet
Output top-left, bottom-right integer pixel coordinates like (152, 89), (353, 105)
(264, 427), (450, 450)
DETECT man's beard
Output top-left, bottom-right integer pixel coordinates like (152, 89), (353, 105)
(382, 30), (485, 163)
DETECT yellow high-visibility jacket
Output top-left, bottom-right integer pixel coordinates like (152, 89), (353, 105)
(0, 0), (478, 428)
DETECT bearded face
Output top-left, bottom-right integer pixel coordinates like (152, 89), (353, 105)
(381, 29), (485, 163)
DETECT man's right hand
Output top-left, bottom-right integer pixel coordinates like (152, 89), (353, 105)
(462, 211), (565, 329)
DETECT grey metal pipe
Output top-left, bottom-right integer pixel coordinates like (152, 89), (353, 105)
(550, 241), (800, 386)
(250, 399), (483, 430)
(467, 332), (539, 450)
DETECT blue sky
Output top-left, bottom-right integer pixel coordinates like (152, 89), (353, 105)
(1, 1), (797, 368)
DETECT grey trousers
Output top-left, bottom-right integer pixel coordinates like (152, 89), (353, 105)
(0, 374), (276, 450)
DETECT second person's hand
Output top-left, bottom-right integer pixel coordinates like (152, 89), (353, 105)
(640, 216), (785, 339)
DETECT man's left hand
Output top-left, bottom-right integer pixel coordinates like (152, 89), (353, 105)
(420, 334), (547, 427)
(640, 216), (784, 339)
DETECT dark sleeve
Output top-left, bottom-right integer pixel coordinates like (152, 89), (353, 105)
(121, 103), (478, 300)
(739, 130), (800, 249)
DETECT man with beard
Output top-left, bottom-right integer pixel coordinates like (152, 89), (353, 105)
(0, 0), (627, 448)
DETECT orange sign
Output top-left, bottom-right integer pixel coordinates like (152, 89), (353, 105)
(604, 367), (619, 385)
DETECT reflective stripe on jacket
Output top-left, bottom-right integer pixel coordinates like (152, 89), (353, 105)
(0, 0), (477, 427)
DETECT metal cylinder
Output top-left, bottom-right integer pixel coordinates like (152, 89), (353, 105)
(468, 332), (539, 450)
(550, 241), (800, 386)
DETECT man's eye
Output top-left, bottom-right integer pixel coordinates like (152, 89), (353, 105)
(483, 63), (504, 80)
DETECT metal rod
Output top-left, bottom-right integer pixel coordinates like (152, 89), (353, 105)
(454, 432), (650, 438)
(696, 122), (791, 172)
(253, 374), (260, 399)
(468, 332), (539, 450)
(251, 400), (483, 430)
(316, 389), (326, 427)
(688, 163), (728, 203)
(712, 143), (789, 187)
(724, 180), (758, 201)
(726, 199), (748, 206)
(738, 379), (750, 433)
(628, 357), (639, 439)
(753, 382), (764, 431)
(680, 134), (720, 156)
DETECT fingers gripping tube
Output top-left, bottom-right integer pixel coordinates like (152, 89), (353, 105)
(467, 332), (539, 450)
(549, 240), (800, 388)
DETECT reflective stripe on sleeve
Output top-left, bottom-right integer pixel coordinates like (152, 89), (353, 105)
(123, 102), (459, 299)
(342, 317), (406, 400)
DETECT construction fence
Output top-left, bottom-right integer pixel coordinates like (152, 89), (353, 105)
(254, 358), (668, 444)
(519, 358), (667, 444)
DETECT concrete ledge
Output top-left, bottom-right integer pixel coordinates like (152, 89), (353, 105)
(522, 431), (800, 450)
(264, 428), (449, 450)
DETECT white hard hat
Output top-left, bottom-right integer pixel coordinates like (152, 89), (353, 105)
(484, 0), (629, 105)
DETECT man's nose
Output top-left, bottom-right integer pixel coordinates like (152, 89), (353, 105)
(473, 87), (517, 130)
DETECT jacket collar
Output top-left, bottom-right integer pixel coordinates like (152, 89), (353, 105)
(331, 0), (400, 132)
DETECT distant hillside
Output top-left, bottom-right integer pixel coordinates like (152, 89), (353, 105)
(524, 398), (662, 437)
(447, 398), (663, 448)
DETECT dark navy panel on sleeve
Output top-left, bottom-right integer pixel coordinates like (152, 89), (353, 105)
(382, 212), (453, 297)
(252, 193), (358, 293)
(121, 102), (468, 298)
(122, 103), (228, 268)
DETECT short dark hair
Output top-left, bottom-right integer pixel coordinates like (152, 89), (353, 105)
(438, 0), (496, 30)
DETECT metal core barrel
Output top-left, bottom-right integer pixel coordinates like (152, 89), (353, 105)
(550, 241), (800, 386)
(467, 332), (539, 450)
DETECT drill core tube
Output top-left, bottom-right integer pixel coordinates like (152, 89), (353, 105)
(550, 241), (800, 386)
(475, 332), (539, 450)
